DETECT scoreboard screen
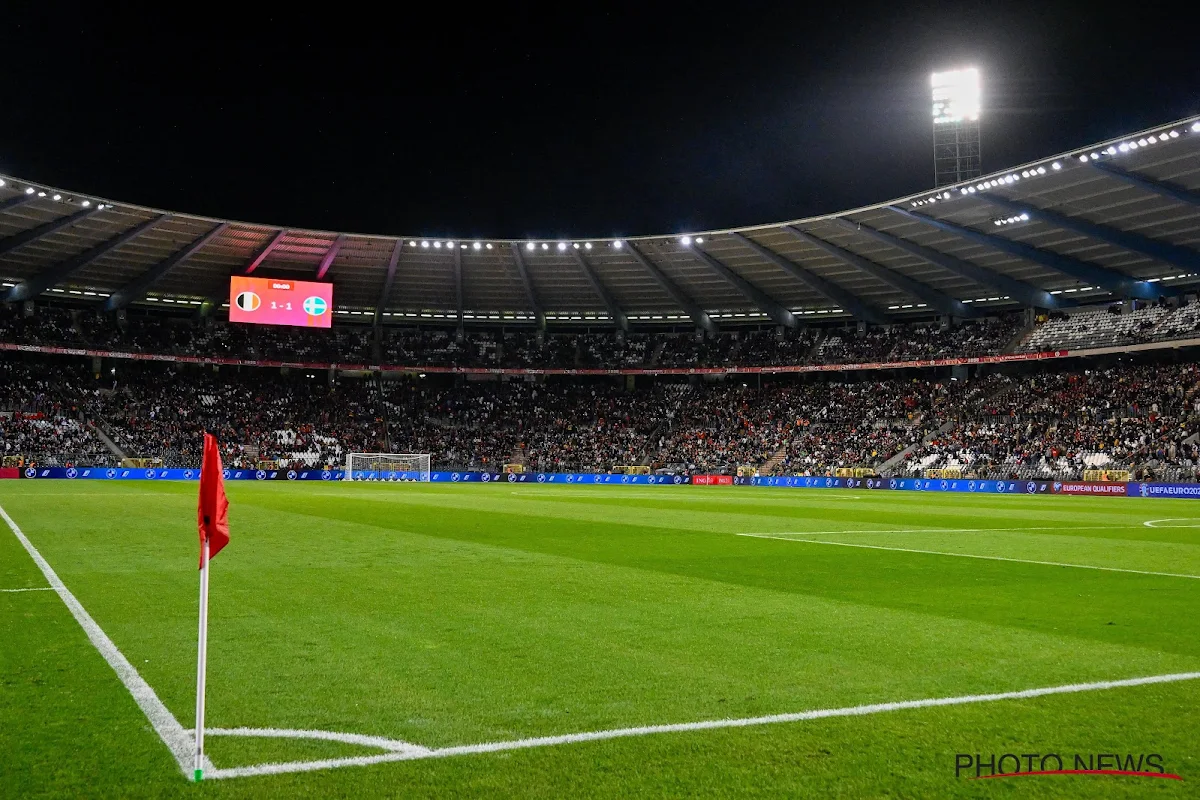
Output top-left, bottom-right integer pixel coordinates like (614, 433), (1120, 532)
(228, 276), (333, 328)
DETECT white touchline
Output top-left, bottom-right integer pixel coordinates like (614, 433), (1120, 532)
(737, 533), (1200, 579)
(738, 525), (1132, 536)
(0, 586), (54, 592)
(198, 671), (1200, 781)
(0, 503), (208, 777)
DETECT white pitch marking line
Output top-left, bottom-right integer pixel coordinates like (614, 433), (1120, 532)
(737, 533), (1200, 579)
(0, 586), (54, 592)
(202, 671), (1200, 781)
(738, 525), (1132, 537)
(0, 503), (208, 777)
(196, 726), (430, 755)
(1144, 518), (1200, 528)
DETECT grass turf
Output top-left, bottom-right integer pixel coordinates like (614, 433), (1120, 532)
(1, 480), (1198, 797)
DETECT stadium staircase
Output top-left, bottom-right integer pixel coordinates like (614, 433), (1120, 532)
(648, 338), (669, 367)
(876, 419), (957, 476)
(805, 331), (827, 362)
(759, 443), (791, 475)
(1002, 322), (1037, 354)
(88, 420), (128, 463)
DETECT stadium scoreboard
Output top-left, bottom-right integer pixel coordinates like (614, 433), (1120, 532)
(229, 276), (333, 328)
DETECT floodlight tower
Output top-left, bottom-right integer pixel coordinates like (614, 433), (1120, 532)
(932, 67), (981, 187)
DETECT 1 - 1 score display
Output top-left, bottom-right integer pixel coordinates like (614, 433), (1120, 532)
(229, 276), (333, 328)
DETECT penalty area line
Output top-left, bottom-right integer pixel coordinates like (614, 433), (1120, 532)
(0, 586), (54, 592)
(0, 503), (206, 777)
(201, 671), (1200, 781)
(737, 533), (1200, 579)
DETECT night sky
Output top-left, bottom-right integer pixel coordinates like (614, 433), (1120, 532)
(4, 3), (1197, 239)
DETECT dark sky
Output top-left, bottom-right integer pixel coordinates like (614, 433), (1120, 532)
(4, 3), (1198, 239)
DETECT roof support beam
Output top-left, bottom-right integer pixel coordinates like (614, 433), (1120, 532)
(783, 226), (980, 317)
(508, 244), (545, 328)
(1088, 161), (1200, 208)
(690, 245), (795, 327)
(0, 206), (102, 258)
(837, 216), (1061, 309)
(106, 222), (228, 310)
(571, 250), (628, 331)
(315, 234), (346, 280)
(373, 239), (403, 325)
(891, 206), (1177, 300)
(625, 242), (716, 333)
(243, 229), (287, 274)
(6, 215), (169, 303)
(980, 192), (1200, 274)
(0, 195), (35, 214)
(730, 232), (892, 324)
(454, 247), (465, 329)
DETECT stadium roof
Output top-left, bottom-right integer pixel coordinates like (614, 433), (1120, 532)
(2, 116), (1200, 328)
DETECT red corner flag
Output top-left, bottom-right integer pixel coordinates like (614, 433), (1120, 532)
(197, 433), (230, 568)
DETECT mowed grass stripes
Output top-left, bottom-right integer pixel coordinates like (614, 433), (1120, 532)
(2, 480), (1199, 798)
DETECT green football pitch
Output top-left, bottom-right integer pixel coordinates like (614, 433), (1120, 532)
(2, 480), (1199, 797)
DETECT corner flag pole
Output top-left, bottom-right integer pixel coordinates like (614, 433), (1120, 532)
(194, 535), (210, 781)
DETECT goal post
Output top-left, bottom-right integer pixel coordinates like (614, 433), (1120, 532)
(344, 453), (432, 482)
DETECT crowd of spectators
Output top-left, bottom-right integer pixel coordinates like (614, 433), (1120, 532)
(0, 303), (1035, 370)
(897, 364), (1200, 481)
(5, 340), (1200, 479)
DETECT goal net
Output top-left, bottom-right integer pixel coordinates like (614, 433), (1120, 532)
(344, 453), (431, 482)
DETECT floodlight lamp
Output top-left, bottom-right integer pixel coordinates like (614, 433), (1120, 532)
(613, 240), (623, 249)
(52, 194), (62, 201)
(1051, 162), (1061, 170)
(526, 242), (535, 251)
(584, 242), (592, 250)
(82, 200), (91, 207)
(409, 240), (417, 247)
(434, 241), (442, 248)
(680, 235), (692, 246)
(421, 240), (430, 248)
(25, 187), (34, 194)
(473, 242), (481, 250)
(695, 237), (704, 244)
(931, 67), (980, 124)
(557, 242), (567, 251)
(541, 243), (549, 250)
(446, 241), (454, 248)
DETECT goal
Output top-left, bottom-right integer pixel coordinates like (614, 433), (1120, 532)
(344, 453), (431, 482)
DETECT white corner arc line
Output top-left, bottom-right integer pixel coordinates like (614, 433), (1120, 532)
(0, 586), (54, 592)
(737, 533), (1200, 579)
(1144, 518), (1200, 528)
(0, 503), (207, 776)
(202, 671), (1200, 781)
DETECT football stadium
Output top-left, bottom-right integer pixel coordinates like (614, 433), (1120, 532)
(4, 37), (1200, 797)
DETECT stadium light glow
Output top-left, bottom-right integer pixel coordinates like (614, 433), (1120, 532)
(486, 243), (493, 250)
(473, 242), (481, 250)
(81, 200), (91, 207)
(526, 242), (535, 251)
(1052, 162), (1062, 170)
(695, 237), (704, 244)
(445, 241), (454, 248)
(421, 241), (430, 248)
(680, 236), (692, 246)
(0, 179), (4, 187)
(434, 241), (442, 248)
(613, 240), (623, 249)
(25, 187), (34, 194)
(1192, 122), (1200, 132)
(557, 242), (567, 251)
(931, 67), (980, 124)
(572, 243), (580, 249)
(541, 243), (549, 250)
(584, 242), (592, 250)
(409, 240), (416, 246)
(52, 194), (62, 201)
